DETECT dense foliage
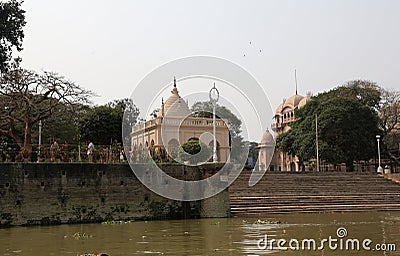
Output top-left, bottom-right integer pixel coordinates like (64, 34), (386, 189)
(0, 0), (26, 72)
(78, 99), (139, 145)
(178, 139), (211, 164)
(191, 101), (246, 163)
(276, 81), (382, 171)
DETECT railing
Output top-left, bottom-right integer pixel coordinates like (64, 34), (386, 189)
(131, 117), (228, 134)
(0, 143), (127, 163)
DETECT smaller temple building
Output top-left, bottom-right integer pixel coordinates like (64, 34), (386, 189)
(130, 79), (230, 163)
(257, 129), (275, 172)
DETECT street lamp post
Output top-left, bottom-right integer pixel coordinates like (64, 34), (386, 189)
(38, 120), (42, 162)
(209, 83), (219, 163)
(376, 135), (383, 173)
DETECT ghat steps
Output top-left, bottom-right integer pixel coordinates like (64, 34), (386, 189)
(229, 172), (400, 215)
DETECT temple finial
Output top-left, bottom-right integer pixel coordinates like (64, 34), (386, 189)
(161, 97), (165, 117)
(171, 77), (179, 95)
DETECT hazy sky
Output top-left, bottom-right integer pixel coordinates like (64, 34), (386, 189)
(20, 0), (400, 140)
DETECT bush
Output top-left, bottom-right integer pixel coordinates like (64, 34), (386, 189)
(178, 139), (211, 165)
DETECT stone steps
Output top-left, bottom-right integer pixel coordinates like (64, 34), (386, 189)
(229, 172), (400, 215)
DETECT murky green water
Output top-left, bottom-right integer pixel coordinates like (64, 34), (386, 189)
(1, 212), (399, 255)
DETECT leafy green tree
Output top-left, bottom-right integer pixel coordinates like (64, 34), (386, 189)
(0, 0), (26, 72)
(317, 80), (382, 110)
(191, 101), (242, 137)
(31, 104), (85, 145)
(246, 141), (259, 167)
(0, 136), (19, 161)
(276, 130), (296, 156)
(178, 139), (211, 165)
(78, 105), (121, 145)
(108, 98), (140, 146)
(78, 98), (139, 146)
(318, 98), (379, 169)
(191, 101), (245, 162)
(277, 87), (380, 171)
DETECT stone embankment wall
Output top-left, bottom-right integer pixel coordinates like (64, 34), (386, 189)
(0, 163), (230, 227)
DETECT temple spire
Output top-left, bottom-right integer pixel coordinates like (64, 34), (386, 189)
(161, 97), (164, 117)
(171, 77), (179, 95)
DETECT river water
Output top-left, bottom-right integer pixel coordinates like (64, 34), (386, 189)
(1, 212), (399, 256)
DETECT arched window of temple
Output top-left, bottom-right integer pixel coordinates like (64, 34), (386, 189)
(167, 139), (179, 158)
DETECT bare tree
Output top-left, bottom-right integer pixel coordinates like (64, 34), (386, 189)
(379, 88), (400, 163)
(379, 89), (400, 137)
(0, 68), (93, 157)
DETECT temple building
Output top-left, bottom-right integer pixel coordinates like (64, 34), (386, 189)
(257, 128), (275, 171)
(130, 78), (230, 163)
(258, 91), (311, 172)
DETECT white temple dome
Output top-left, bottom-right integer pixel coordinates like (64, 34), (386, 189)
(283, 94), (304, 110)
(158, 79), (192, 118)
(275, 102), (284, 115)
(260, 129), (274, 145)
(275, 93), (311, 115)
(298, 95), (311, 109)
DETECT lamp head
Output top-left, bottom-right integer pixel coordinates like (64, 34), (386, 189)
(209, 83), (219, 103)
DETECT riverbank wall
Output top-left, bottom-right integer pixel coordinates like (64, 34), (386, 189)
(0, 163), (230, 227)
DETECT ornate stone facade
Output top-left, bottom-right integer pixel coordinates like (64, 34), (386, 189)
(258, 92), (311, 171)
(271, 93), (311, 171)
(130, 79), (230, 163)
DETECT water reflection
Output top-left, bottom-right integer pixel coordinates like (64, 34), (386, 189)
(0, 212), (399, 255)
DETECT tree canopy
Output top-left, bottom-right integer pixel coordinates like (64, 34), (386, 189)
(0, 0), (26, 73)
(78, 98), (139, 145)
(191, 101), (246, 162)
(276, 81), (381, 171)
(191, 101), (242, 138)
(0, 68), (93, 156)
(246, 141), (259, 168)
(178, 139), (211, 164)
